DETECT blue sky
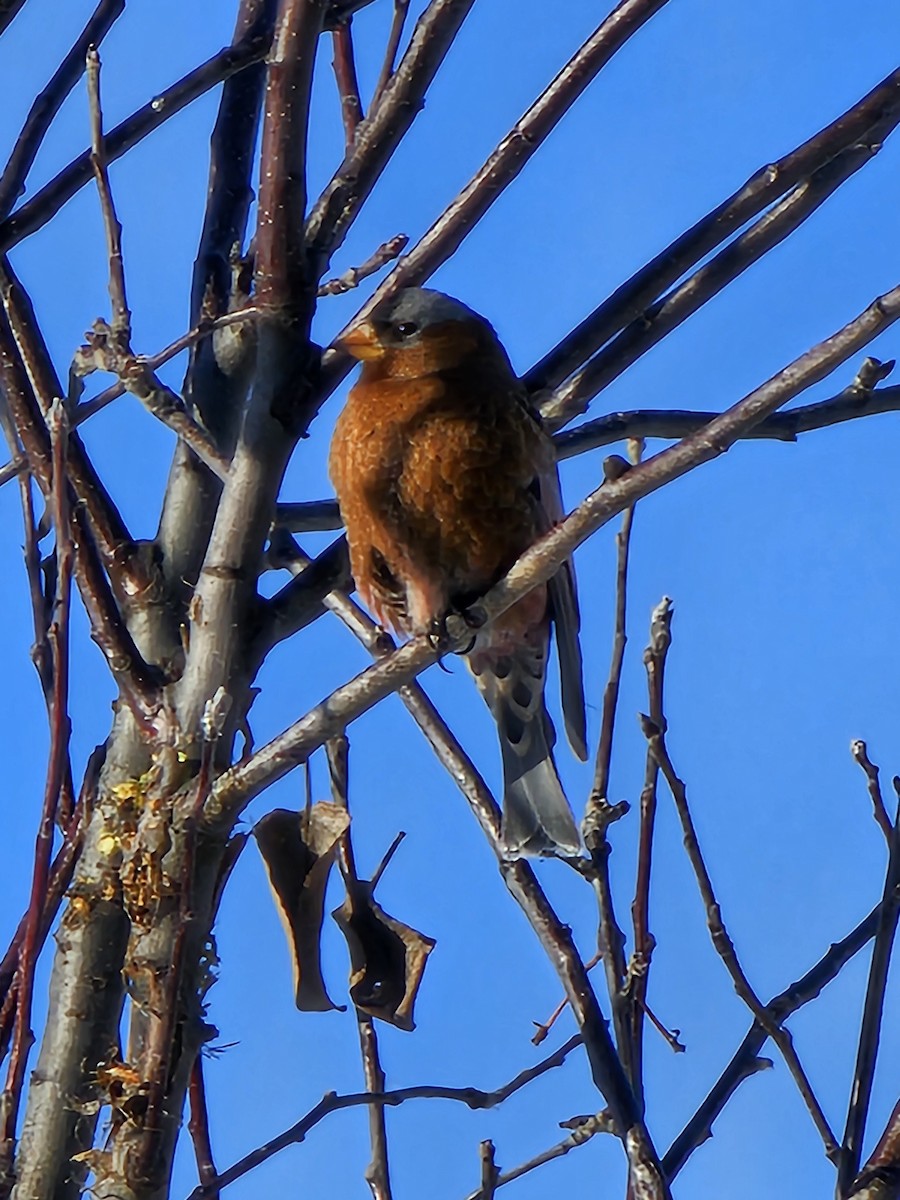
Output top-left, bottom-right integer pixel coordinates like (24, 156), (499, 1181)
(2, 2), (900, 1198)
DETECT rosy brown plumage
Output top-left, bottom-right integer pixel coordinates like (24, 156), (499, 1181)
(329, 288), (586, 856)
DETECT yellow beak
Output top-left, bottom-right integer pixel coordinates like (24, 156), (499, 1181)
(338, 321), (385, 361)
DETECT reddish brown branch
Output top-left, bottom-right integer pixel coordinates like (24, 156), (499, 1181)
(0, 307), (162, 724)
(371, 0), (409, 105)
(0, 401), (74, 1165)
(331, 20), (363, 149)
(187, 1058), (219, 1200)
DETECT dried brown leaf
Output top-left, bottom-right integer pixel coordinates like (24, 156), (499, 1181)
(254, 803), (350, 1011)
(333, 885), (435, 1031)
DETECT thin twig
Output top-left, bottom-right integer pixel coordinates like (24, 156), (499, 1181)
(851, 740), (893, 846)
(0, 0), (125, 220)
(532, 952), (602, 1045)
(464, 1113), (616, 1200)
(331, 19), (364, 148)
(74, 307), (256, 425)
(592, 438), (642, 803)
(664, 902), (882, 1178)
(837, 784), (900, 1194)
(371, 0), (410, 105)
(318, 234), (408, 295)
(317, 0), (672, 397)
(479, 1140), (499, 1200)
(527, 66), (900, 400)
(544, 123), (899, 427)
(86, 47), (131, 346)
(183, 1035), (584, 1200)
(645, 718), (839, 1161)
(0, 400), (74, 1162)
(187, 1057), (219, 1200)
(555, 376), (900, 457)
(628, 597), (671, 1107)
(0, 28), (273, 252)
(357, 1017), (394, 1200)
(580, 442), (639, 1076)
(326, 736), (395, 1200)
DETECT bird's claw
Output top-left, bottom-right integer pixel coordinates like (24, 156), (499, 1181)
(428, 605), (486, 658)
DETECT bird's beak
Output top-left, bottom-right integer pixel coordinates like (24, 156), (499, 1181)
(338, 321), (385, 361)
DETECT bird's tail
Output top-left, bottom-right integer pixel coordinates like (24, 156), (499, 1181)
(497, 701), (581, 857)
(469, 639), (581, 858)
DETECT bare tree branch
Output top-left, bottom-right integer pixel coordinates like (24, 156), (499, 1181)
(838, 785), (900, 1193)
(371, 0), (409, 105)
(331, 18), (363, 149)
(543, 119), (899, 427)
(187, 1059), (219, 1200)
(555, 375), (900, 458)
(305, 0), (478, 266)
(0, 401), (73, 1178)
(0, 0), (27, 38)
(183, 1035), (584, 1200)
(318, 0), (673, 397)
(664, 903), (881, 1178)
(0, 0), (124, 219)
(645, 713), (838, 1159)
(851, 740), (893, 846)
(526, 66), (900, 401)
(629, 597), (670, 1108)
(0, 26), (273, 252)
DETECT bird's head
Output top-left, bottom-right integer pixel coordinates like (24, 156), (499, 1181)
(337, 287), (513, 379)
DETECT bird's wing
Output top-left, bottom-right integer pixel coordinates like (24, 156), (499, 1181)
(538, 466), (588, 762)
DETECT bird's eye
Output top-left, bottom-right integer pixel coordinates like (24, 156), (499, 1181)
(393, 321), (418, 339)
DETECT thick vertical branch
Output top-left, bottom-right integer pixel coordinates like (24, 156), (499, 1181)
(159, 0), (275, 631)
(93, 5), (328, 1198)
(173, 0), (325, 748)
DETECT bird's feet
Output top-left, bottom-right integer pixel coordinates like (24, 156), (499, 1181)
(427, 605), (487, 658)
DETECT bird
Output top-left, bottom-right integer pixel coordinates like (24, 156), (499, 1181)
(328, 287), (587, 857)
